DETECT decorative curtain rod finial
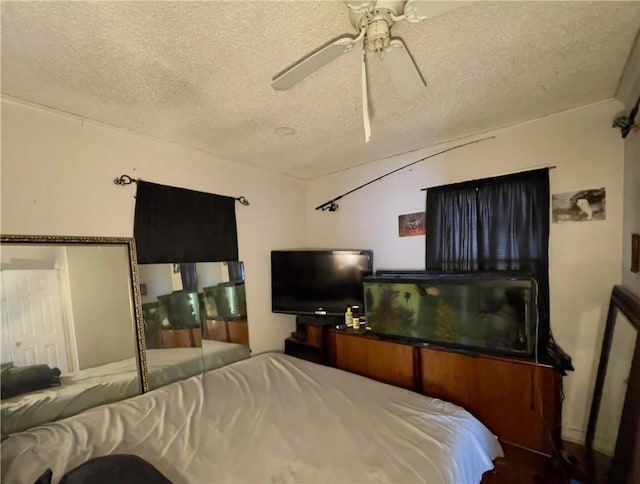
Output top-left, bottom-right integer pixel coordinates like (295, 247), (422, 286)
(113, 174), (137, 186)
(236, 196), (250, 206)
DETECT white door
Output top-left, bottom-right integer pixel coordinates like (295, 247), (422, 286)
(0, 270), (69, 374)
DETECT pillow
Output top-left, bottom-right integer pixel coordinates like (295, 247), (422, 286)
(34, 455), (171, 484)
(1, 364), (61, 399)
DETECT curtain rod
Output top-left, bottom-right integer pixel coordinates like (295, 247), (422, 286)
(419, 164), (557, 191)
(113, 175), (249, 206)
(315, 136), (495, 212)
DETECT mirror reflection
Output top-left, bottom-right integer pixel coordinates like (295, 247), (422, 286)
(0, 241), (141, 435)
(138, 261), (250, 390)
(593, 311), (636, 468)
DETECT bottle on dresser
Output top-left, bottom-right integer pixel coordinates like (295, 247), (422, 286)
(345, 306), (353, 328)
(351, 305), (360, 329)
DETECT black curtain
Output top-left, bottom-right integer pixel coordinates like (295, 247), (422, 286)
(425, 186), (479, 271)
(134, 181), (238, 264)
(179, 264), (198, 291)
(227, 261), (245, 282)
(426, 168), (550, 347)
(477, 172), (549, 276)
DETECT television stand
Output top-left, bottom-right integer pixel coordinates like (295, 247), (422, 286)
(284, 315), (340, 365)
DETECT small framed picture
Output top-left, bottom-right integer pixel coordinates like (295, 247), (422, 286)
(398, 211), (426, 237)
(552, 188), (606, 223)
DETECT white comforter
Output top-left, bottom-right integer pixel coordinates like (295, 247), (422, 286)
(1, 353), (502, 484)
(1, 340), (249, 435)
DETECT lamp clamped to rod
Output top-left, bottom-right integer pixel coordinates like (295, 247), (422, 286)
(612, 94), (640, 139)
(113, 175), (250, 206)
(315, 137), (495, 212)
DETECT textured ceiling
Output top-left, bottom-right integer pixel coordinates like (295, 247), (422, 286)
(2, 1), (639, 180)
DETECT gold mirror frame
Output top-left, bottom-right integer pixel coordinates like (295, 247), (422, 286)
(0, 234), (149, 393)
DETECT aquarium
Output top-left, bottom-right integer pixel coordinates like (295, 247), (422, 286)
(202, 282), (247, 320)
(157, 291), (202, 329)
(364, 273), (538, 357)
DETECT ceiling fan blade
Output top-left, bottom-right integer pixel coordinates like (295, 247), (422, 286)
(381, 39), (426, 102)
(361, 46), (371, 143)
(271, 36), (356, 91)
(404, 1), (471, 23)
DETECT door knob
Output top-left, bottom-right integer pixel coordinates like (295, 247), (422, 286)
(15, 341), (21, 347)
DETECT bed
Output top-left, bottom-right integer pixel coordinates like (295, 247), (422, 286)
(1, 353), (502, 483)
(1, 339), (250, 435)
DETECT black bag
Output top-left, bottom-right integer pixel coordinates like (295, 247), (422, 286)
(34, 455), (172, 484)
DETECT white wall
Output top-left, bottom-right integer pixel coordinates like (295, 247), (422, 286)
(1, 97), (306, 354)
(65, 245), (136, 369)
(616, 30), (640, 293)
(0, 246), (56, 267)
(138, 264), (175, 305)
(306, 100), (625, 443)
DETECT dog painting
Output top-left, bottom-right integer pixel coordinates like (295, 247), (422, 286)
(552, 188), (606, 223)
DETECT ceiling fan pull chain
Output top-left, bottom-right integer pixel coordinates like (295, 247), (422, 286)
(361, 46), (371, 143)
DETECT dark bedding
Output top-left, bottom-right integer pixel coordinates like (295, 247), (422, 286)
(1, 364), (61, 399)
(35, 455), (171, 484)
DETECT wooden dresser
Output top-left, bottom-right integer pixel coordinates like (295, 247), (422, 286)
(328, 329), (562, 456)
(161, 327), (202, 348)
(203, 319), (249, 346)
(284, 316), (337, 365)
(329, 330), (418, 389)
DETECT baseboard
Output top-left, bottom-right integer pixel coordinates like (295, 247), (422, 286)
(561, 427), (585, 446)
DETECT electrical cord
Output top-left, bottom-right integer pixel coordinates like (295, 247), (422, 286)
(530, 278), (572, 481)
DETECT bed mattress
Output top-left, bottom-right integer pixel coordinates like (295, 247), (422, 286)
(1, 340), (249, 435)
(2, 353), (502, 483)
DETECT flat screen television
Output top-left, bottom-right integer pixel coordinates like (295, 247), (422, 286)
(271, 249), (374, 316)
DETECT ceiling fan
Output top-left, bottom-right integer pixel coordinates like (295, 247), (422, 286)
(271, 1), (470, 142)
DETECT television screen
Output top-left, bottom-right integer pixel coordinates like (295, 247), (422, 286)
(271, 249), (374, 316)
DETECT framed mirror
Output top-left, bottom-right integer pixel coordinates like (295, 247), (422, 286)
(0, 235), (146, 436)
(138, 261), (250, 390)
(586, 285), (640, 483)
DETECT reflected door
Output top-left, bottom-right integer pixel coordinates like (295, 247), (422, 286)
(1, 270), (69, 373)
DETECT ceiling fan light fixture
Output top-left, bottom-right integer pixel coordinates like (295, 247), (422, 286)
(271, 0), (468, 139)
(365, 19), (391, 52)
